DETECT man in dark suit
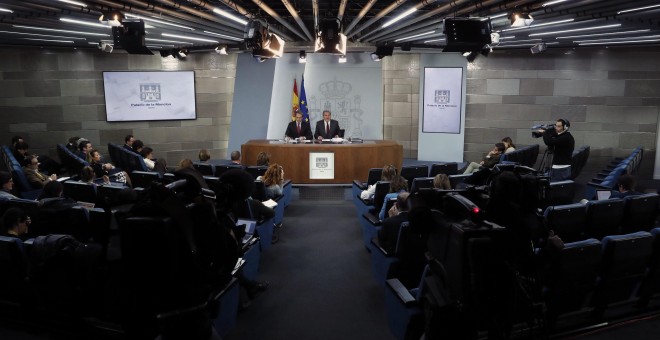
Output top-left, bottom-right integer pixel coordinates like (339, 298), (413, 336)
(314, 110), (340, 140)
(285, 111), (313, 140)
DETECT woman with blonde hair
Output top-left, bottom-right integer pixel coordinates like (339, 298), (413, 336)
(433, 173), (451, 190)
(360, 164), (397, 200)
(260, 163), (284, 199)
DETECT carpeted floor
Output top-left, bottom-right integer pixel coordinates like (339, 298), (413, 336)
(226, 197), (395, 340)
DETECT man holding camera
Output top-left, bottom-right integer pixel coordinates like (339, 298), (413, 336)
(537, 118), (575, 181)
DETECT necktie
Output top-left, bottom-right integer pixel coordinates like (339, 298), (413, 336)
(297, 123), (301, 135)
(326, 122), (329, 136)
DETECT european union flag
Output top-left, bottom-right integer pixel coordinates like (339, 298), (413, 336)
(299, 74), (309, 123)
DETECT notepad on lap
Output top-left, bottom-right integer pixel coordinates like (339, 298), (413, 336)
(237, 218), (258, 244)
(596, 190), (612, 201)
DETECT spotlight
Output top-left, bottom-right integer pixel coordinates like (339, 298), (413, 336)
(338, 55), (347, 63)
(510, 12), (533, 27)
(314, 19), (347, 55)
(244, 20), (285, 60)
(215, 46), (228, 54)
(99, 9), (124, 27)
(465, 51), (479, 62)
(299, 50), (306, 63)
(530, 42), (547, 54)
(490, 32), (500, 44)
(177, 49), (188, 58)
(98, 41), (113, 53)
(370, 45), (394, 62)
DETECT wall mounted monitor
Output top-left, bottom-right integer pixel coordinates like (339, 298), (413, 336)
(103, 71), (196, 122)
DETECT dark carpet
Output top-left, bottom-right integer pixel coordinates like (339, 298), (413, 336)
(226, 198), (395, 340)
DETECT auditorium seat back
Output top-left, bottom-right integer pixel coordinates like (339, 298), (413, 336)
(193, 162), (214, 176)
(544, 203), (588, 243)
(585, 198), (625, 239)
(429, 162), (458, 177)
(621, 193), (659, 233)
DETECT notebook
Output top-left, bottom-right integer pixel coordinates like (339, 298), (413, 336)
(596, 190), (612, 201)
(237, 218), (258, 244)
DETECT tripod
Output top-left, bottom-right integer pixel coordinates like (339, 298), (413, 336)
(537, 147), (554, 175)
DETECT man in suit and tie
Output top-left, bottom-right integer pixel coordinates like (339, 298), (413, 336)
(314, 110), (341, 140)
(285, 111), (313, 140)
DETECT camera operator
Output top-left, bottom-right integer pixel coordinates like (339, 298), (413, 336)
(536, 119), (574, 181)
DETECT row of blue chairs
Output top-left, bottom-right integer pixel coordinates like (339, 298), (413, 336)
(192, 162), (269, 179)
(544, 193), (659, 243)
(107, 142), (149, 173)
(499, 144), (540, 168)
(56, 143), (89, 177)
(585, 146), (643, 200)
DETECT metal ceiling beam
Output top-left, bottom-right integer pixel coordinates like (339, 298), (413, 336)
(337, 0), (348, 22)
(347, 0), (408, 39)
(281, 0), (314, 41)
(250, 0), (307, 41)
(361, 0), (473, 42)
(344, 0), (378, 35)
(358, 0), (438, 41)
(84, 0), (243, 36)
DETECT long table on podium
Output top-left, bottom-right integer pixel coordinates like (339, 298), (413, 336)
(241, 140), (403, 184)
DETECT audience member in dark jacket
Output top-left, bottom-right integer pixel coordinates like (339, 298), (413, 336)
(1, 207), (31, 241)
(610, 174), (642, 199)
(378, 192), (410, 254)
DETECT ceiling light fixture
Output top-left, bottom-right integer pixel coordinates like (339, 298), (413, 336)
(338, 55), (347, 63)
(423, 38), (445, 43)
(13, 25), (109, 36)
(98, 41), (113, 53)
(212, 8), (248, 25)
(0, 30), (86, 40)
(125, 14), (194, 30)
(494, 42), (559, 48)
(177, 49), (188, 58)
(370, 45), (394, 61)
(489, 13), (508, 19)
(299, 50), (306, 63)
(58, 0), (87, 6)
(579, 39), (660, 46)
(98, 10), (124, 27)
(528, 24), (622, 37)
(502, 18), (574, 32)
(556, 29), (651, 39)
(145, 38), (193, 45)
(23, 38), (75, 43)
(315, 20), (347, 55)
(394, 31), (434, 42)
(0, 8), (13, 13)
(161, 33), (219, 43)
(617, 4), (660, 14)
(575, 35), (660, 44)
(244, 21), (285, 60)
(61, 17), (109, 28)
(542, 0), (568, 7)
(510, 13), (533, 27)
(216, 46), (228, 55)
(382, 8), (418, 28)
(203, 30), (244, 41)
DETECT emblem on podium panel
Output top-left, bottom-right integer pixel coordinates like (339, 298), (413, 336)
(316, 157), (328, 168)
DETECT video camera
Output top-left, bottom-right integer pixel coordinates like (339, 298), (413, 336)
(531, 123), (555, 138)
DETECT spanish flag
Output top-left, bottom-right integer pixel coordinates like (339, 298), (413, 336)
(291, 78), (299, 121)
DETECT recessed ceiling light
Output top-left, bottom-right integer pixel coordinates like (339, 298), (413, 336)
(528, 24), (622, 37)
(161, 33), (219, 43)
(61, 17), (109, 28)
(13, 25), (110, 36)
(203, 30), (243, 41)
(0, 30), (87, 40)
(125, 14), (194, 30)
(212, 8), (248, 25)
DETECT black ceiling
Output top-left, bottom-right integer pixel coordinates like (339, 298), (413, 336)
(0, 0), (659, 54)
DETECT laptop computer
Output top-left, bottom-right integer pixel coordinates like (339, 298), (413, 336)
(237, 218), (258, 244)
(596, 190), (612, 201)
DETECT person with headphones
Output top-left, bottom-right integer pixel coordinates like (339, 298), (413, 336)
(536, 118), (575, 181)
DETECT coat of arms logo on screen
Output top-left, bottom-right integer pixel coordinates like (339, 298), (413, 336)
(140, 83), (161, 102)
(434, 90), (450, 104)
(316, 157), (328, 168)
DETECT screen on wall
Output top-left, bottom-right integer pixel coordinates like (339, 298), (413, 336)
(103, 71), (196, 122)
(422, 67), (463, 134)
